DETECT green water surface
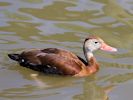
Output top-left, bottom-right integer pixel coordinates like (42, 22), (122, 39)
(0, 0), (133, 100)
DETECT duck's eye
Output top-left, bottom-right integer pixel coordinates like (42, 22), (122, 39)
(95, 42), (98, 44)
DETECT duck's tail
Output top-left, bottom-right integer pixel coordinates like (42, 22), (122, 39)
(8, 53), (27, 66)
(8, 54), (20, 61)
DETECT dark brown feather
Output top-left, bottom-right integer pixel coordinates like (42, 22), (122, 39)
(18, 48), (86, 75)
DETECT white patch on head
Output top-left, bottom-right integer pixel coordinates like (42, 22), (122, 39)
(84, 38), (103, 62)
(85, 39), (102, 52)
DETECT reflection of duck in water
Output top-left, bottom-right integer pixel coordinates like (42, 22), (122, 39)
(8, 36), (117, 77)
(30, 74), (114, 99)
(73, 76), (114, 100)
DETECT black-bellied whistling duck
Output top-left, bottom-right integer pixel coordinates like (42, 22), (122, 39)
(8, 36), (117, 77)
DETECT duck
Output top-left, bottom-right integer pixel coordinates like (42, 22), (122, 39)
(8, 36), (117, 77)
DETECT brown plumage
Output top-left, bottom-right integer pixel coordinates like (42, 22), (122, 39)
(8, 36), (117, 77)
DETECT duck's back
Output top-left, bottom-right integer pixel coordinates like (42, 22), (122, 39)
(21, 48), (80, 64)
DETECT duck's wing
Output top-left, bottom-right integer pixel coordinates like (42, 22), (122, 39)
(41, 48), (79, 59)
(20, 48), (80, 63)
(42, 48), (88, 65)
(36, 53), (83, 75)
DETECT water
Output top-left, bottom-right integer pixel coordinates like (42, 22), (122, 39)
(0, 0), (133, 100)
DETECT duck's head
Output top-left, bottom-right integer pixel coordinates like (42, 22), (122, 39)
(84, 36), (117, 52)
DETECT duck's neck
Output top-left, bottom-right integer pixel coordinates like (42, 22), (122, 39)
(83, 43), (93, 63)
(83, 45), (99, 71)
(84, 49), (93, 63)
